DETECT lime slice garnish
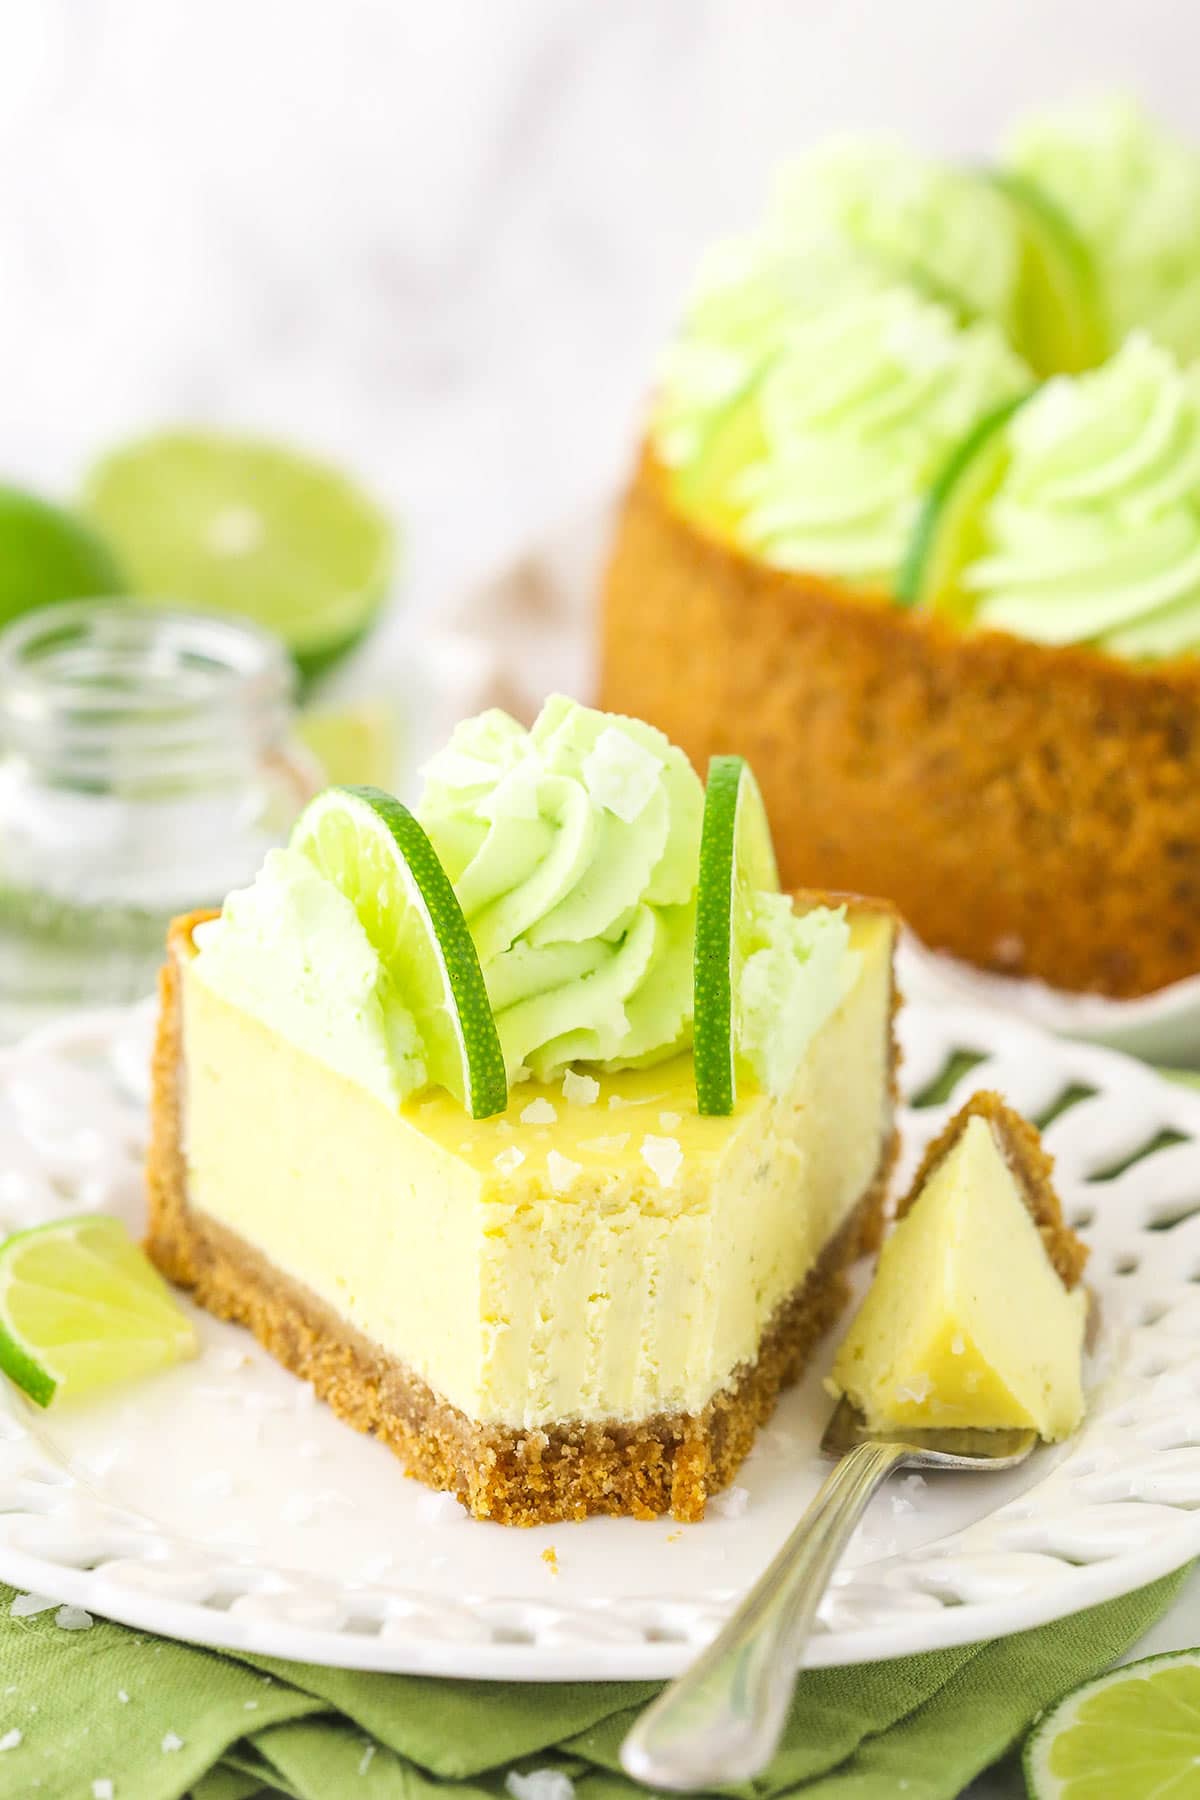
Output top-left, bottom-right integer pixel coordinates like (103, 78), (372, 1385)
(296, 701), (399, 789)
(81, 430), (395, 681)
(0, 485), (126, 631)
(671, 372), (771, 539)
(0, 1215), (198, 1407)
(291, 785), (507, 1118)
(1024, 1649), (1200, 1798)
(896, 391), (1033, 622)
(988, 168), (1109, 376)
(693, 755), (781, 1115)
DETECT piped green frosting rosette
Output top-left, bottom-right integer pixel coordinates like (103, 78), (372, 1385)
(1007, 94), (1200, 367)
(419, 697), (851, 1091)
(958, 334), (1200, 657)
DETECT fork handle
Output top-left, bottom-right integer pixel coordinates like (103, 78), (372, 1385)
(621, 1439), (909, 1792)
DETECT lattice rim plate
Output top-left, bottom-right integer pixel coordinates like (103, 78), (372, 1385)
(1, 998), (1200, 1679)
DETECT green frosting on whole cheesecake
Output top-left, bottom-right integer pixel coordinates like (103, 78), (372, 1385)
(652, 237), (888, 470)
(1007, 95), (1200, 364)
(691, 285), (1030, 589)
(769, 136), (1024, 338)
(962, 334), (1200, 654)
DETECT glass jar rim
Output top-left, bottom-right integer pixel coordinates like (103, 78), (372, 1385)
(0, 600), (296, 781)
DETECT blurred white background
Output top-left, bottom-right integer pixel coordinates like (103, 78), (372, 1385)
(0, 0), (1195, 614)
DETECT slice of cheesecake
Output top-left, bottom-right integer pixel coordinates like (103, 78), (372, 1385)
(830, 1092), (1088, 1442)
(147, 897), (897, 1524)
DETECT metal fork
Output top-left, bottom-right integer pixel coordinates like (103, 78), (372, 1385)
(620, 1399), (1037, 1792)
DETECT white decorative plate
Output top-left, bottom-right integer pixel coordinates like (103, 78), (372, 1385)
(1, 1002), (1200, 1680)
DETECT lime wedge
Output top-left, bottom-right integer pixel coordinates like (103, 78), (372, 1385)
(81, 430), (395, 681)
(671, 373), (770, 538)
(1025, 1649), (1200, 1798)
(0, 485), (126, 631)
(896, 391), (1033, 621)
(693, 755), (781, 1115)
(988, 169), (1109, 375)
(0, 1216), (198, 1407)
(291, 785), (507, 1118)
(296, 701), (399, 789)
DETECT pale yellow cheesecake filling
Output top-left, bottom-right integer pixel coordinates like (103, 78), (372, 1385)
(831, 1114), (1086, 1441)
(181, 909), (893, 1430)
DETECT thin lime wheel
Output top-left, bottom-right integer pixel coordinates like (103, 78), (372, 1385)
(1024, 1649), (1200, 1798)
(0, 1216), (198, 1408)
(291, 785), (507, 1118)
(896, 391), (1033, 622)
(0, 485), (126, 631)
(672, 371), (772, 539)
(693, 755), (781, 1115)
(81, 430), (395, 682)
(988, 168), (1109, 376)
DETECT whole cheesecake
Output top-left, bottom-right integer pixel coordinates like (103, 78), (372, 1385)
(600, 101), (1200, 999)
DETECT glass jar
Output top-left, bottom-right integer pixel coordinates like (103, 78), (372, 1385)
(0, 601), (322, 1036)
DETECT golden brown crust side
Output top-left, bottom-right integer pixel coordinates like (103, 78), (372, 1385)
(145, 914), (897, 1524)
(900, 1091), (1089, 1291)
(599, 449), (1200, 999)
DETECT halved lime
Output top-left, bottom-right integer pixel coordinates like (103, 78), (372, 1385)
(1025, 1649), (1200, 1798)
(0, 485), (127, 631)
(693, 755), (781, 1115)
(988, 169), (1109, 377)
(896, 391), (1033, 621)
(0, 1216), (198, 1408)
(81, 431), (395, 682)
(291, 785), (507, 1118)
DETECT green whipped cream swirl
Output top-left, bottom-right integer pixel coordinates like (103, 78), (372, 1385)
(418, 697), (703, 1083)
(191, 847), (427, 1108)
(652, 236), (886, 470)
(1007, 94), (1200, 363)
(769, 136), (1023, 338)
(730, 288), (1030, 587)
(963, 334), (1200, 654)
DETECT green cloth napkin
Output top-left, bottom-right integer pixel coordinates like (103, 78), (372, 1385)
(3, 1065), (1194, 1797)
(0, 1569), (1189, 1800)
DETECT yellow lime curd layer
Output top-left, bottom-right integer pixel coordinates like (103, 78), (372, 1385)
(180, 908), (894, 1431)
(831, 1114), (1086, 1442)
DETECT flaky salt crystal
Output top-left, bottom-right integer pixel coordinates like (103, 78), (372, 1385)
(640, 1135), (683, 1188)
(710, 1485), (750, 1520)
(55, 1605), (93, 1631)
(505, 1770), (575, 1800)
(658, 1111), (682, 1129)
(493, 1146), (526, 1175)
(10, 1594), (55, 1619)
(161, 1733), (183, 1754)
(92, 1781), (114, 1799)
(562, 1071), (600, 1108)
(547, 1151), (582, 1193)
(521, 1099), (557, 1126)
(0, 1730), (20, 1752)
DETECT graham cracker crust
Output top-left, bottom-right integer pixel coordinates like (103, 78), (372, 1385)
(901, 1091), (1089, 1291)
(146, 911), (898, 1525)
